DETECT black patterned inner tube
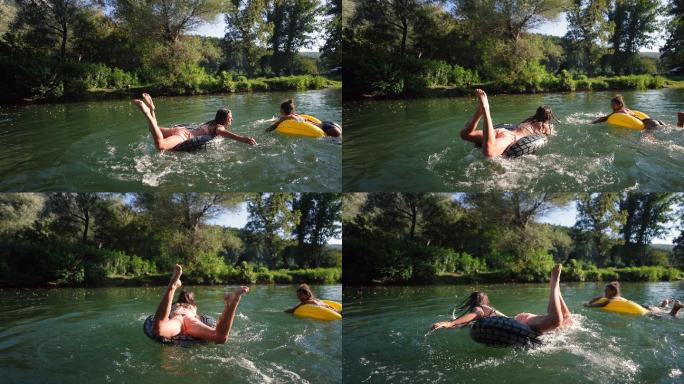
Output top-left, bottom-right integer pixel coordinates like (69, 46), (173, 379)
(469, 316), (541, 348)
(503, 134), (548, 158)
(143, 314), (217, 346)
(171, 135), (216, 152)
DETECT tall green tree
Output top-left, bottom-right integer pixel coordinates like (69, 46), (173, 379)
(0, 193), (45, 235)
(574, 193), (624, 266)
(620, 193), (679, 265)
(564, 0), (611, 75)
(224, 0), (267, 76)
(609, 0), (661, 74)
(292, 193), (341, 267)
(266, 0), (320, 74)
(43, 193), (102, 245)
(320, 0), (341, 68)
(661, 0), (684, 69)
(246, 193), (299, 267)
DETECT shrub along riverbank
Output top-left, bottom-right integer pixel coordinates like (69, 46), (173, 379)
(0, 58), (341, 104)
(349, 57), (669, 99)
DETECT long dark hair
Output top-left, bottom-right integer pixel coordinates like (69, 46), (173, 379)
(606, 281), (621, 296)
(213, 108), (230, 125)
(176, 290), (196, 306)
(454, 291), (489, 317)
(296, 283), (315, 299)
(280, 99), (295, 115)
(522, 105), (557, 135)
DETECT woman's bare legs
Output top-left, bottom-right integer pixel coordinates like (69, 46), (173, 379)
(152, 264), (183, 338)
(476, 89), (511, 157)
(132, 97), (186, 150)
(527, 265), (564, 333)
(460, 101), (484, 145)
(183, 286), (250, 344)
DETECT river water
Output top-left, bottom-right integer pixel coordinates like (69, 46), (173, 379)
(343, 89), (684, 192)
(0, 89), (341, 192)
(343, 282), (684, 383)
(0, 284), (341, 384)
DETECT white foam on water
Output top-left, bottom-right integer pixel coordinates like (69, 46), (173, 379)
(670, 369), (682, 378)
(198, 354), (274, 383)
(270, 362), (310, 384)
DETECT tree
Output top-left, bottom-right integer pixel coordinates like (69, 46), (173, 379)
(320, 0), (341, 68)
(463, 192), (572, 229)
(564, 0), (611, 75)
(661, 0), (684, 70)
(0, 0), (17, 40)
(0, 193), (45, 235)
(574, 193), (624, 266)
(113, 0), (226, 45)
(266, 0), (321, 74)
(609, 0), (661, 74)
(292, 193), (341, 267)
(44, 193), (101, 245)
(362, 192), (444, 240)
(246, 193), (299, 267)
(620, 193), (679, 265)
(224, 0), (267, 76)
(14, 0), (90, 60)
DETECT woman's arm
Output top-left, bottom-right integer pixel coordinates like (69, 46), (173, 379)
(285, 303), (303, 313)
(430, 312), (479, 330)
(266, 117), (287, 132)
(216, 126), (257, 145)
(592, 115), (609, 124)
(585, 297), (609, 307)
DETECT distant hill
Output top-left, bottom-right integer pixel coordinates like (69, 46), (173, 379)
(326, 243), (342, 251)
(651, 243), (674, 252)
(640, 51), (660, 59)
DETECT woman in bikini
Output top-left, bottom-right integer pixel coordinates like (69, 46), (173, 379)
(132, 93), (257, 150)
(152, 264), (249, 344)
(430, 264), (572, 333)
(585, 281), (683, 317)
(592, 94), (664, 129)
(460, 89), (556, 157)
(265, 99), (342, 137)
(285, 283), (341, 314)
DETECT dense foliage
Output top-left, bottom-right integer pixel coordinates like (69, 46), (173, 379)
(0, 0), (341, 103)
(0, 193), (342, 286)
(343, 0), (673, 97)
(344, 193), (684, 284)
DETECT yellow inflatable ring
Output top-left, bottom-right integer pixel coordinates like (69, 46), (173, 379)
(293, 299), (342, 321)
(606, 110), (649, 130)
(594, 297), (648, 315)
(275, 114), (325, 138)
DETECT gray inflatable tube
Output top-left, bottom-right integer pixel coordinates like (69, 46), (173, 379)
(469, 316), (541, 348)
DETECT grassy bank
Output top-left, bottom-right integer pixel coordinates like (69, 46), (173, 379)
(0, 267), (342, 288)
(431, 265), (683, 285)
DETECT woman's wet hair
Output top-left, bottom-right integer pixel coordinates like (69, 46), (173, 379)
(296, 283), (314, 299)
(606, 281), (621, 296)
(176, 290), (196, 306)
(611, 94), (625, 106)
(455, 291), (489, 317)
(214, 108), (231, 125)
(522, 105), (558, 135)
(280, 99), (295, 115)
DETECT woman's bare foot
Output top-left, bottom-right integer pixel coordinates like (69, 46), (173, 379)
(475, 89), (490, 112)
(659, 299), (671, 307)
(169, 264), (182, 289)
(224, 286), (249, 305)
(132, 99), (152, 116)
(142, 93), (156, 113)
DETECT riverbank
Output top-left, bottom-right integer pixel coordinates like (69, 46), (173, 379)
(346, 73), (671, 101)
(5, 74), (341, 105)
(348, 265), (683, 286)
(0, 267), (342, 288)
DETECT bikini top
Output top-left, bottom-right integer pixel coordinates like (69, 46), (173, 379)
(473, 305), (505, 319)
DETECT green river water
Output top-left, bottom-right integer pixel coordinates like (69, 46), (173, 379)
(0, 89), (341, 192)
(343, 282), (684, 384)
(0, 284), (341, 384)
(343, 89), (684, 192)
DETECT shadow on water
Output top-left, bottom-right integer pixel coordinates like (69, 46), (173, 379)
(344, 89), (684, 192)
(0, 285), (341, 384)
(343, 282), (684, 384)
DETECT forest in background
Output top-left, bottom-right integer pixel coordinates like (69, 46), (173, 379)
(343, 0), (683, 98)
(0, 193), (342, 287)
(0, 0), (341, 103)
(344, 193), (684, 284)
